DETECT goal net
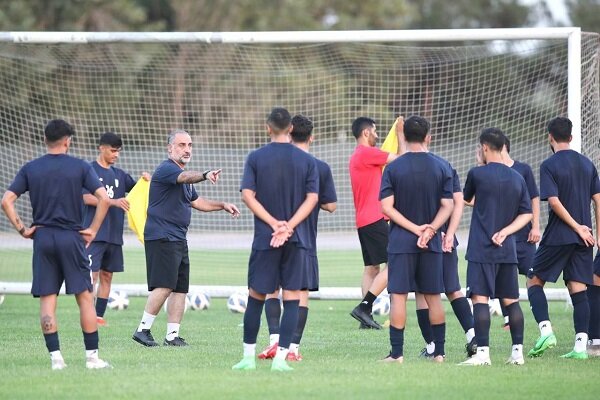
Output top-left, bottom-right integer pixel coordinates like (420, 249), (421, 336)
(0, 29), (598, 298)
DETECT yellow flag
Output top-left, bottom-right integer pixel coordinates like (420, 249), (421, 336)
(126, 178), (150, 244)
(380, 120), (399, 171)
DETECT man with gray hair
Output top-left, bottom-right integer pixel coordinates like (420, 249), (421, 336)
(133, 129), (240, 347)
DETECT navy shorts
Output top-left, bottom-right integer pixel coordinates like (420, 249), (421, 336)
(528, 244), (593, 285)
(516, 240), (536, 276)
(466, 262), (519, 299)
(248, 243), (306, 294)
(388, 252), (444, 294)
(595, 252), (600, 277)
(301, 254), (319, 292)
(87, 242), (124, 273)
(357, 219), (388, 267)
(442, 248), (461, 294)
(145, 239), (190, 293)
(31, 227), (93, 297)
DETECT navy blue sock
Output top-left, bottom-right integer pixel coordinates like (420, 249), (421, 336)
(588, 285), (600, 339)
(571, 290), (589, 334)
(359, 291), (377, 312)
(95, 297), (108, 318)
(528, 285), (549, 323)
(291, 306), (308, 344)
(416, 308), (434, 344)
(243, 296), (264, 344)
(389, 325), (404, 358)
(473, 303), (490, 347)
(44, 332), (60, 353)
(278, 300), (300, 349)
(450, 297), (474, 333)
(264, 298), (281, 335)
(431, 323), (446, 356)
(83, 330), (99, 350)
(506, 302), (524, 345)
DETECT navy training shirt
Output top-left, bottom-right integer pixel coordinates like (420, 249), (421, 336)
(539, 149), (600, 246)
(8, 153), (102, 231)
(511, 160), (539, 242)
(379, 152), (454, 254)
(83, 161), (136, 245)
(463, 162), (532, 263)
(240, 142), (319, 250)
(306, 157), (337, 256)
(144, 159), (198, 241)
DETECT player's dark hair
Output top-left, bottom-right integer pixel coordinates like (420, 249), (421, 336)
(99, 132), (122, 148)
(267, 107), (292, 131)
(403, 115), (430, 143)
(479, 127), (506, 151)
(290, 115), (313, 143)
(547, 117), (572, 143)
(504, 135), (511, 154)
(44, 119), (74, 143)
(351, 117), (376, 139)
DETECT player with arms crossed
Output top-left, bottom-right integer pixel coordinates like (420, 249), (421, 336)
(526, 117), (600, 359)
(379, 115), (454, 363)
(460, 128), (532, 366)
(1, 119), (111, 370)
(257, 114), (337, 361)
(83, 132), (150, 326)
(132, 129), (239, 347)
(233, 108), (319, 372)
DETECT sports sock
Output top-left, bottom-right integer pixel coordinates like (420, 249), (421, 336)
(431, 323), (446, 357)
(137, 311), (156, 332)
(587, 285), (600, 340)
(95, 297), (108, 318)
(243, 342), (256, 357)
(291, 306), (308, 345)
(278, 300), (300, 349)
(289, 343), (299, 354)
(274, 346), (290, 361)
(44, 332), (60, 353)
(506, 302), (524, 345)
(269, 334), (280, 346)
(473, 303), (490, 347)
(243, 296), (265, 344)
(359, 291), (377, 312)
(528, 285), (549, 323)
(416, 308), (433, 344)
(49, 350), (63, 361)
(450, 297), (474, 334)
(264, 298), (281, 335)
(571, 290), (589, 343)
(165, 323), (180, 341)
(539, 320), (553, 336)
(575, 333), (588, 353)
(389, 325), (404, 358)
(83, 331), (99, 358)
(511, 344), (523, 359)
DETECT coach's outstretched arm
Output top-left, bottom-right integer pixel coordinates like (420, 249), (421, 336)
(177, 168), (221, 184)
(1, 190), (36, 238)
(192, 197), (240, 217)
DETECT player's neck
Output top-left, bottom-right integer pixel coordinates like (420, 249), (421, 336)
(270, 133), (290, 143)
(293, 141), (310, 152)
(485, 152), (503, 164)
(46, 147), (67, 155)
(503, 155), (514, 167)
(96, 157), (112, 169)
(405, 142), (427, 153)
(552, 142), (571, 152)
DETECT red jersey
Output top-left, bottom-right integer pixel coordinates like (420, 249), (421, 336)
(349, 145), (389, 228)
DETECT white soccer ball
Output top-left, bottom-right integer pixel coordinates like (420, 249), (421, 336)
(188, 292), (210, 310)
(227, 292), (248, 314)
(107, 290), (129, 311)
(488, 298), (503, 316)
(372, 295), (390, 316)
(163, 295), (191, 313)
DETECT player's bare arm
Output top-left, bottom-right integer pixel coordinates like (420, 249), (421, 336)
(528, 196), (541, 243)
(177, 169), (221, 184)
(418, 198), (454, 249)
(1, 190), (36, 238)
(320, 202), (337, 213)
(443, 192), (464, 252)
(269, 192), (319, 248)
(80, 187), (110, 247)
(491, 212), (533, 247)
(548, 196), (595, 246)
(84, 193), (129, 211)
(593, 192), (600, 248)
(381, 195), (433, 239)
(191, 197), (240, 217)
(241, 188), (287, 235)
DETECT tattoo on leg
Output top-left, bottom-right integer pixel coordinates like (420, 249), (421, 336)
(41, 315), (54, 333)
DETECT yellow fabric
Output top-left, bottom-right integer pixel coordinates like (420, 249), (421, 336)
(380, 120), (399, 171)
(126, 178), (150, 244)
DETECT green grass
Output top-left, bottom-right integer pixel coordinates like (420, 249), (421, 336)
(0, 295), (598, 399)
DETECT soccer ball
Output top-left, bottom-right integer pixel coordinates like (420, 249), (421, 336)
(188, 292), (210, 310)
(227, 292), (248, 314)
(163, 295), (191, 313)
(107, 290), (129, 310)
(488, 298), (503, 316)
(372, 295), (390, 316)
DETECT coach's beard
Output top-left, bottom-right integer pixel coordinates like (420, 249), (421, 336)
(179, 155), (191, 164)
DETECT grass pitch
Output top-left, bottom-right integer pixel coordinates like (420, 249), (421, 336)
(0, 295), (598, 400)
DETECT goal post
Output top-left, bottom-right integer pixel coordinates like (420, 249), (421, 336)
(0, 28), (597, 300)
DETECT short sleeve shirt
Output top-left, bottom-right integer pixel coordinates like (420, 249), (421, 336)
(8, 154), (102, 231)
(349, 145), (389, 228)
(144, 159), (198, 241)
(511, 161), (539, 242)
(463, 162), (532, 263)
(539, 150), (600, 246)
(379, 152), (453, 254)
(306, 157), (337, 256)
(83, 162), (136, 244)
(241, 142), (319, 250)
